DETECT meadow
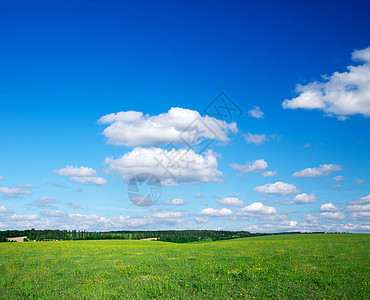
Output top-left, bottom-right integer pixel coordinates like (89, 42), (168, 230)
(0, 234), (368, 299)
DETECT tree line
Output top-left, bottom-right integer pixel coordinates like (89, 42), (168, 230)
(0, 229), (325, 243)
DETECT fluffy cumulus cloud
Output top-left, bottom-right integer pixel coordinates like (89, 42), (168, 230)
(104, 147), (223, 186)
(199, 208), (233, 217)
(320, 203), (338, 212)
(194, 193), (203, 198)
(0, 213), (53, 230)
(152, 212), (185, 226)
(217, 197), (244, 207)
(98, 107), (238, 147)
(292, 164), (342, 178)
(166, 198), (185, 205)
(282, 46), (370, 119)
(290, 193), (318, 204)
(254, 181), (300, 196)
(236, 202), (284, 220)
(53, 165), (107, 186)
(0, 187), (32, 196)
(248, 106), (264, 119)
(53, 165), (97, 177)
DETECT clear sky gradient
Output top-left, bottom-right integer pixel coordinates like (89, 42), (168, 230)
(0, 0), (369, 232)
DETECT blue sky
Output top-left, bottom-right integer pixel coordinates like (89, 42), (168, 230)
(0, 0), (369, 232)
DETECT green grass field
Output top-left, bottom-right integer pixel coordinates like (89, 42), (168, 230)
(0, 234), (368, 299)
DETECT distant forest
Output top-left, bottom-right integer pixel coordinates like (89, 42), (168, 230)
(0, 229), (325, 243)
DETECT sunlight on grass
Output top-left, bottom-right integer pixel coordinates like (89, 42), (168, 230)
(0, 234), (369, 299)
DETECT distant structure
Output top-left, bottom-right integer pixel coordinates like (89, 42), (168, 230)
(140, 237), (158, 241)
(6, 236), (27, 242)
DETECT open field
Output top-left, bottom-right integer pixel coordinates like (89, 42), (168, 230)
(0, 234), (369, 299)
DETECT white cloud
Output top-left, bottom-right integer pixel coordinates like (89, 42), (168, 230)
(151, 211), (185, 226)
(285, 193), (318, 204)
(349, 212), (370, 220)
(68, 202), (83, 209)
(244, 133), (267, 145)
(0, 218), (53, 230)
(342, 195), (370, 220)
(303, 214), (320, 224)
(53, 165), (97, 177)
(152, 212), (183, 219)
(0, 187), (32, 195)
(347, 194), (370, 205)
(98, 111), (144, 124)
(292, 164), (342, 177)
(104, 147), (223, 186)
(111, 215), (152, 229)
(166, 198), (185, 206)
(331, 184), (342, 188)
(98, 107), (237, 147)
(282, 46), (370, 119)
(246, 220), (299, 232)
(195, 217), (209, 224)
(33, 196), (59, 207)
(320, 212), (345, 221)
(70, 176), (107, 186)
(236, 202), (277, 217)
(217, 197), (244, 207)
(17, 210), (187, 231)
(230, 159), (268, 174)
(320, 203), (338, 212)
(333, 175), (344, 182)
(199, 208), (233, 217)
(37, 196), (57, 204)
(8, 214), (39, 221)
(254, 181), (300, 196)
(0, 205), (9, 213)
(40, 210), (66, 217)
(0, 176), (3, 180)
(53, 165), (107, 186)
(339, 223), (370, 232)
(355, 178), (365, 184)
(194, 193), (203, 198)
(248, 106), (264, 119)
(246, 221), (370, 233)
(262, 171), (278, 177)
(244, 133), (281, 145)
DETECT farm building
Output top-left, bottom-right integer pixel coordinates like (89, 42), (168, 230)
(6, 236), (27, 242)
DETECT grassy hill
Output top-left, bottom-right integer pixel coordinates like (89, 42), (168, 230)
(0, 234), (368, 299)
